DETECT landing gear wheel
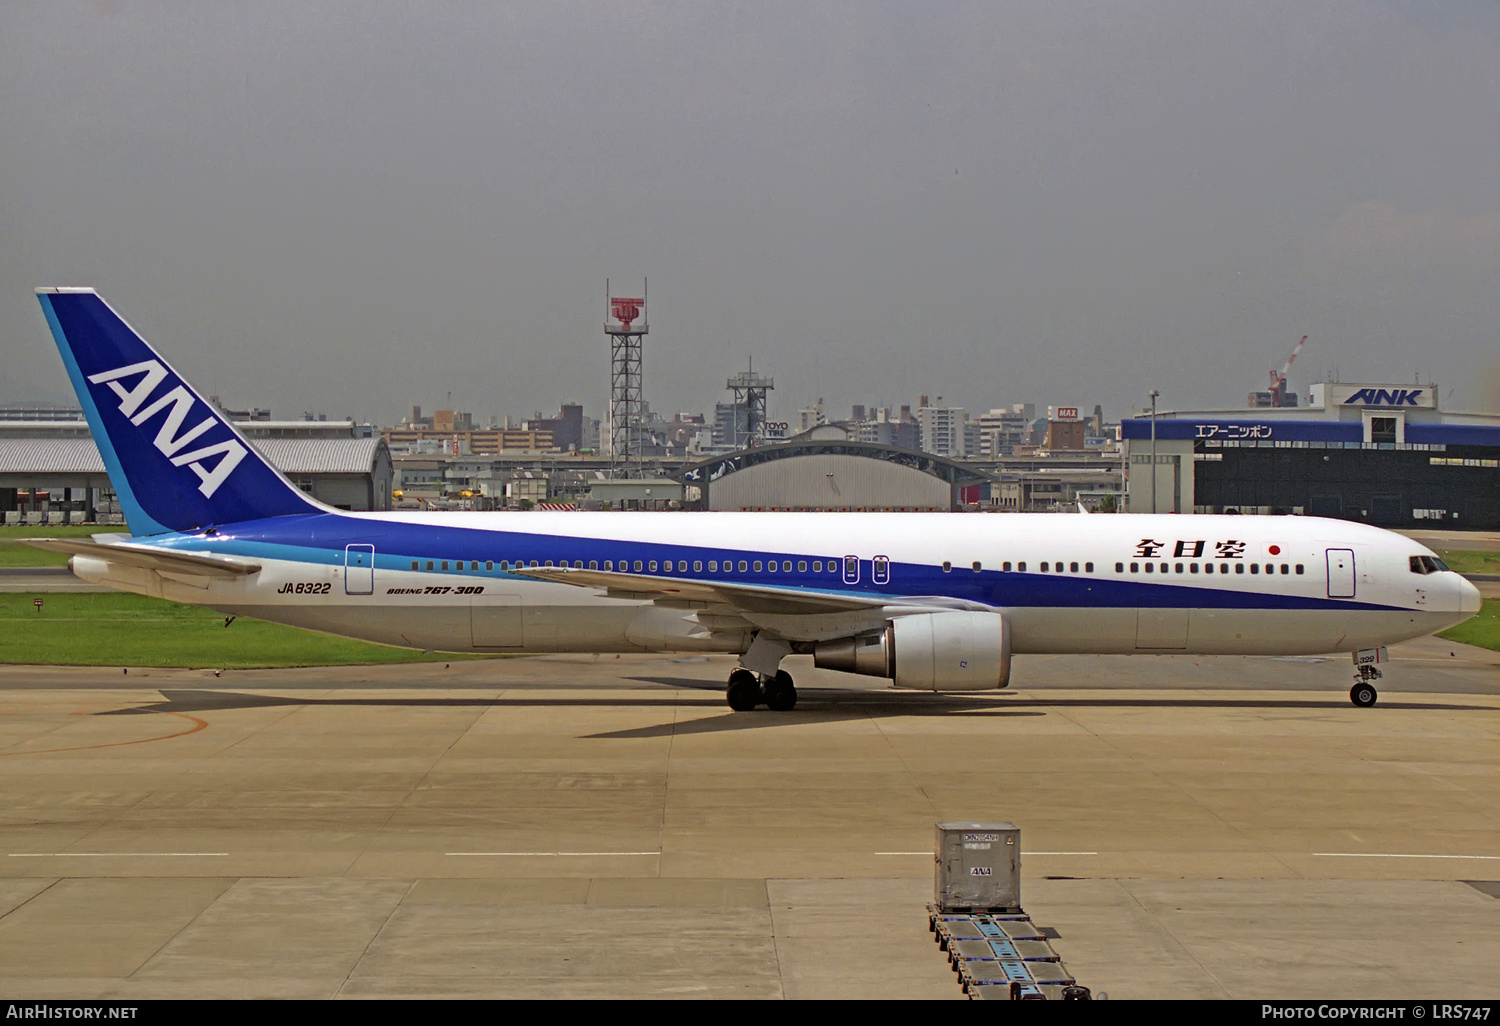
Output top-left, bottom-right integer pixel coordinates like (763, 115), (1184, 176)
(726, 668), (761, 711)
(763, 670), (798, 711)
(1350, 682), (1378, 708)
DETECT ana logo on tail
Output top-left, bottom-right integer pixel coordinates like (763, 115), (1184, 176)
(87, 360), (248, 498)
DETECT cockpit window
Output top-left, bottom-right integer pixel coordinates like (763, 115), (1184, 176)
(1409, 555), (1451, 575)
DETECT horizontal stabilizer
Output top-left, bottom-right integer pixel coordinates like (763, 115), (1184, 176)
(25, 538), (261, 579)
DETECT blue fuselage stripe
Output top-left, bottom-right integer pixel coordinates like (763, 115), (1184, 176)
(146, 514), (1406, 613)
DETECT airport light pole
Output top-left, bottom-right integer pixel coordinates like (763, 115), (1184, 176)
(1149, 389), (1160, 515)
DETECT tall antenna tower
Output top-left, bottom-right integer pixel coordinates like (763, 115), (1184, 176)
(727, 358), (774, 448)
(606, 279), (647, 476)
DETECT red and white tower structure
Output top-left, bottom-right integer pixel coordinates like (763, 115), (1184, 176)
(606, 280), (648, 474)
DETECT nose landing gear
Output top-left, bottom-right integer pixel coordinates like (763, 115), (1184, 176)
(1350, 648), (1386, 707)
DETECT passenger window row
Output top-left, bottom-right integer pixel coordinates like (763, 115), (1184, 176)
(944, 561), (1095, 573)
(1114, 561), (1304, 575)
(409, 557), (842, 574)
(401, 557), (1317, 580)
(412, 560), (491, 572)
(401, 556), (1332, 581)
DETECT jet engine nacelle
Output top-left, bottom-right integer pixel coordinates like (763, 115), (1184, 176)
(813, 610), (1011, 691)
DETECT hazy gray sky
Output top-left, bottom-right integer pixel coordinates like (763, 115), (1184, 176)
(3, 1), (1498, 427)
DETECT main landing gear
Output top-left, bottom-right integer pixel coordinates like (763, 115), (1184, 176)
(726, 668), (798, 712)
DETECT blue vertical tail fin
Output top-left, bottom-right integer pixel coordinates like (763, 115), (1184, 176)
(36, 288), (322, 536)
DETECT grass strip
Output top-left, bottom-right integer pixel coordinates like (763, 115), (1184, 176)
(0, 592), (495, 668)
(1434, 549), (1500, 576)
(0, 526), (129, 567)
(1438, 598), (1499, 653)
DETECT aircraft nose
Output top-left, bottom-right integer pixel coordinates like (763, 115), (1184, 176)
(1459, 575), (1482, 616)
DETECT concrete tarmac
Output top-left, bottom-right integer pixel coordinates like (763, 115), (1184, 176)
(0, 642), (1496, 1000)
(1398, 529), (1500, 553)
(0, 567), (109, 593)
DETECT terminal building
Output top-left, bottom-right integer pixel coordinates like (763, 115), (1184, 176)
(1121, 382), (1500, 529)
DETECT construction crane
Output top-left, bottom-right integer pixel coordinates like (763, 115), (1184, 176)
(1248, 334), (1308, 408)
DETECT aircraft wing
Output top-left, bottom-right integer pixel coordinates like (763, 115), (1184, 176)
(512, 565), (879, 614)
(512, 565), (990, 642)
(24, 538), (262, 579)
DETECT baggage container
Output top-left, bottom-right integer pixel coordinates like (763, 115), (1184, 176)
(934, 821), (1020, 912)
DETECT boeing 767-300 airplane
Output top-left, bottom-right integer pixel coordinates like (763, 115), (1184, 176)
(25, 289), (1481, 710)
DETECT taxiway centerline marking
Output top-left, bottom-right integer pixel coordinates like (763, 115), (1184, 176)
(8, 852), (228, 857)
(874, 851), (1098, 856)
(1313, 852), (1500, 860)
(446, 851), (660, 857)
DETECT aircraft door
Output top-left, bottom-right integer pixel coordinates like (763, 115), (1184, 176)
(345, 544), (375, 595)
(842, 555), (860, 585)
(1326, 548), (1355, 599)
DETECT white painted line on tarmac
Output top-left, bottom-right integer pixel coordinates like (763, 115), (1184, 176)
(1314, 852), (1500, 860)
(446, 851), (661, 857)
(6, 852), (228, 858)
(874, 851), (1098, 856)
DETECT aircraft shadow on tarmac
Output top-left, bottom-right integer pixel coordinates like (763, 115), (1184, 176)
(579, 676), (1495, 738)
(99, 689), (705, 715)
(98, 685), (1033, 722)
(92, 683), (1496, 741)
(629, 674), (1497, 713)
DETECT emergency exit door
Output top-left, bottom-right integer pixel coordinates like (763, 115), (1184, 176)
(1326, 548), (1355, 599)
(345, 544), (375, 595)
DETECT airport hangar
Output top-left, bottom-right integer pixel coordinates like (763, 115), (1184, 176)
(679, 425), (988, 512)
(1121, 380), (1500, 529)
(0, 418), (394, 523)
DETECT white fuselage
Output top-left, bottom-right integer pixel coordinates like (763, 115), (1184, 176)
(70, 511), (1481, 660)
